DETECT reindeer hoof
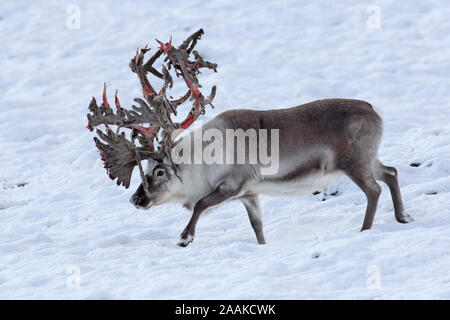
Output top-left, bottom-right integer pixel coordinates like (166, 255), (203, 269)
(177, 234), (194, 247)
(396, 213), (413, 224)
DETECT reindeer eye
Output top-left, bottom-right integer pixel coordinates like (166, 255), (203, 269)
(156, 170), (164, 177)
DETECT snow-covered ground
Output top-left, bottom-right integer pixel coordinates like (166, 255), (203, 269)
(1, 0), (450, 299)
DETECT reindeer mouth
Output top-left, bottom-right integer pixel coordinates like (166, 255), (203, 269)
(143, 202), (153, 210)
(130, 194), (152, 210)
(133, 202), (152, 210)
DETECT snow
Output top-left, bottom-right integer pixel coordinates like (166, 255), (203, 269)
(1, 0), (450, 299)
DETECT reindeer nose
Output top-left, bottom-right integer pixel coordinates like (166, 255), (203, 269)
(130, 194), (142, 206)
(130, 193), (151, 209)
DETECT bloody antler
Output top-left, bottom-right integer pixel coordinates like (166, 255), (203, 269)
(87, 29), (217, 189)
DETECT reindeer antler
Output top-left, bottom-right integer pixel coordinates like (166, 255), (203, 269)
(87, 29), (217, 188)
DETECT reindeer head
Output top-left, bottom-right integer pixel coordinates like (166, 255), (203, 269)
(86, 29), (217, 209)
(129, 161), (169, 209)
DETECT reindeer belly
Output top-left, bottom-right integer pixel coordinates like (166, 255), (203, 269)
(249, 170), (342, 196)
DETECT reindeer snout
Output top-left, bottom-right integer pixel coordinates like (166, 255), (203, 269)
(130, 194), (143, 207)
(130, 193), (151, 209)
(130, 194), (138, 205)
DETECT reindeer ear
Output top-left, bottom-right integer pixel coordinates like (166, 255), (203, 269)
(165, 165), (176, 177)
(145, 159), (159, 173)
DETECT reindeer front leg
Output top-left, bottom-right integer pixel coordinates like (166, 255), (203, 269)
(177, 181), (242, 247)
(240, 194), (266, 244)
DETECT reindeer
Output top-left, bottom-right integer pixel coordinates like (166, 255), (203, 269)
(87, 29), (413, 247)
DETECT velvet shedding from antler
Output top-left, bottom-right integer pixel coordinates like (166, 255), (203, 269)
(87, 29), (217, 189)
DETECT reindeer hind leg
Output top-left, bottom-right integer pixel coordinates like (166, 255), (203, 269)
(343, 163), (382, 231)
(374, 160), (413, 224)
